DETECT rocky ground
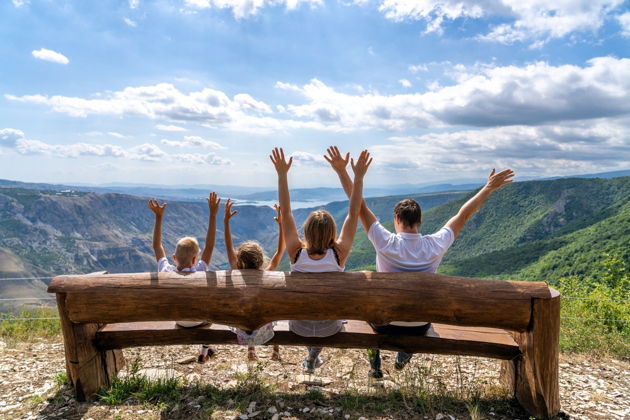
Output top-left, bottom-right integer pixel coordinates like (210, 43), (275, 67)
(0, 338), (628, 420)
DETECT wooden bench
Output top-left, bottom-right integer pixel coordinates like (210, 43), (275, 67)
(48, 270), (560, 418)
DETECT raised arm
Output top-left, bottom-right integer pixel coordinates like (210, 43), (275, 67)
(335, 150), (372, 265)
(223, 198), (238, 269)
(446, 168), (515, 239)
(324, 146), (377, 233)
(266, 204), (286, 270)
(200, 192), (220, 265)
(270, 147), (302, 260)
(148, 199), (167, 261)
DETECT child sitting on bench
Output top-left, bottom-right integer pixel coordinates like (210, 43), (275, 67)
(223, 198), (285, 361)
(148, 192), (220, 362)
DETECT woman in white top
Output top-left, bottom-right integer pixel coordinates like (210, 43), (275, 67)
(270, 147), (372, 373)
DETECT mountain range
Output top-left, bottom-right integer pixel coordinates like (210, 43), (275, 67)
(1, 175), (629, 312)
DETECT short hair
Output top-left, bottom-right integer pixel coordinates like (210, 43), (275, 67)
(303, 210), (336, 255)
(236, 241), (266, 270)
(175, 237), (199, 266)
(394, 199), (422, 228)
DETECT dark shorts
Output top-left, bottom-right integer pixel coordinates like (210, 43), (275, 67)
(370, 322), (432, 336)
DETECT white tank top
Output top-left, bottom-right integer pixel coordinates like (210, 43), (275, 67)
(289, 248), (344, 272)
(289, 247), (344, 337)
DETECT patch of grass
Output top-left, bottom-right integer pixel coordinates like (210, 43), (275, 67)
(0, 306), (61, 341)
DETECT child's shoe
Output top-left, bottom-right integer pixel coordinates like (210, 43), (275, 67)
(394, 353), (412, 370)
(368, 369), (384, 379)
(302, 356), (323, 373)
(197, 345), (216, 363)
(271, 345), (281, 361)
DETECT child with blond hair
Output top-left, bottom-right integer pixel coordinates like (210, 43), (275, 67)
(148, 192), (220, 362)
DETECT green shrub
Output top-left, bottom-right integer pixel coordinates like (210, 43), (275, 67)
(558, 253), (629, 357)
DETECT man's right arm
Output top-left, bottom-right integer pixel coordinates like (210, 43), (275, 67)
(148, 199), (167, 261)
(445, 168), (515, 239)
(324, 146), (377, 234)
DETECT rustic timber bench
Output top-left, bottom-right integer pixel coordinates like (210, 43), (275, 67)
(48, 270), (560, 418)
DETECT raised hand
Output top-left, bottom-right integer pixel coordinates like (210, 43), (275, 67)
(323, 146), (350, 173)
(273, 204), (282, 225)
(269, 147), (293, 174)
(223, 199), (238, 222)
(484, 168), (515, 192)
(207, 192), (221, 215)
(148, 199), (167, 217)
(350, 150), (373, 178)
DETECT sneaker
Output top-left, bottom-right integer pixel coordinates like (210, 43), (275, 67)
(197, 346), (217, 363)
(368, 369), (384, 379)
(394, 356), (411, 370)
(302, 356), (324, 373)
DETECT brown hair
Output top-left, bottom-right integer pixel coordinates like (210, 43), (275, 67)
(236, 241), (266, 269)
(394, 199), (422, 228)
(175, 236), (200, 267)
(303, 210), (337, 255)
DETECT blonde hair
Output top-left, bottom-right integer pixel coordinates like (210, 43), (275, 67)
(236, 241), (266, 270)
(303, 210), (337, 255)
(175, 237), (199, 267)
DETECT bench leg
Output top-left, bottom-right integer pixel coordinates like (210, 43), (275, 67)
(501, 293), (560, 419)
(56, 293), (125, 401)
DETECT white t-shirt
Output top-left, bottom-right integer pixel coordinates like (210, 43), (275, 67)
(157, 257), (208, 273)
(367, 221), (455, 327)
(157, 257), (209, 328)
(367, 221), (455, 274)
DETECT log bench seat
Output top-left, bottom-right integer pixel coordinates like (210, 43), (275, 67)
(96, 320), (522, 360)
(48, 270), (560, 418)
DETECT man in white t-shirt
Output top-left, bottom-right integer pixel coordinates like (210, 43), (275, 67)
(324, 146), (515, 379)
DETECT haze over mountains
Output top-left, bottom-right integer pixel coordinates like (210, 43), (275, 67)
(1, 173), (629, 313)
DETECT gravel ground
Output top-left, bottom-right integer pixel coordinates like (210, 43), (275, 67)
(0, 339), (628, 420)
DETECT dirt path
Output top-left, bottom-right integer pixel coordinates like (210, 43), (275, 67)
(0, 339), (628, 419)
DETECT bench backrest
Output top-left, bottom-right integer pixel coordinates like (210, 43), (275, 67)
(48, 270), (554, 332)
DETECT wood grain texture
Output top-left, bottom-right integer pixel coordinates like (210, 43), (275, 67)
(48, 270), (552, 331)
(95, 320), (521, 360)
(511, 288), (561, 418)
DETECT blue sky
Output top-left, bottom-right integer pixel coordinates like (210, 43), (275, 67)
(1, 0), (629, 188)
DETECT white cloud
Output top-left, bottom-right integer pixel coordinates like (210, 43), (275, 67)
(276, 57), (630, 130)
(618, 12), (630, 37)
(5, 83), (279, 133)
(32, 48), (69, 65)
(156, 124), (187, 132)
(290, 151), (327, 166)
(183, 0), (323, 19)
(160, 136), (226, 149)
(370, 118), (630, 178)
(0, 128), (231, 165)
(399, 79), (412, 88)
(12, 0), (27, 7)
(129, 0), (139, 8)
(123, 17), (137, 27)
(0, 128), (24, 147)
(373, 0), (625, 45)
(408, 64), (428, 73)
(107, 132), (127, 139)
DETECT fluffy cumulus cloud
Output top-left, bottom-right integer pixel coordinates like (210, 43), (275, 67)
(290, 151), (328, 166)
(276, 57), (630, 131)
(0, 128), (231, 165)
(5, 83), (279, 134)
(32, 48), (69, 65)
(156, 124), (187, 132)
(371, 0), (625, 44)
(160, 135), (226, 149)
(183, 0), (323, 19)
(370, 118), (630, 177)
